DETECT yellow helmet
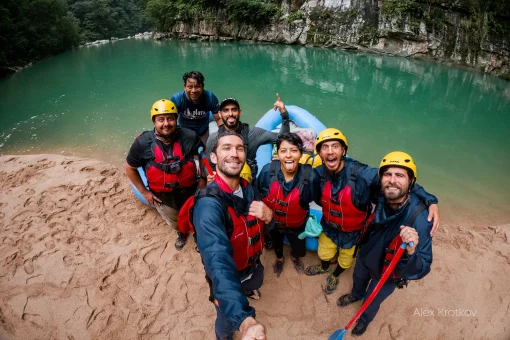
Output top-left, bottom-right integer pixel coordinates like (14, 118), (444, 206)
(299, 153), (323, 168)
(240, 163), (252, 183)
(315, 128), (348, 153)
(379, 151), (417, 179)
(150, 99), (178, 120)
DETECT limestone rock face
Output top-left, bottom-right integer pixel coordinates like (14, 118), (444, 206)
(166, 0), (510, 78)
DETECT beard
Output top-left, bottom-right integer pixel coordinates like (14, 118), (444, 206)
(217, 158), (243, 178)
(382, 184), (409, 201)
(222, 116), (239, 129)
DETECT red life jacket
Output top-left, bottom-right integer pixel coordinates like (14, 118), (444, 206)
(144, 135), (197, 192)
(382, 202), (426, 281)
(261, 160), (311, 229)
(320, 163), (373, 233)
(178, 176), (264, 272)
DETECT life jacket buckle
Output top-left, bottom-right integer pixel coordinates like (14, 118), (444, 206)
(276, 199), (288, 206)
(275, 209), (286, 217)
(385, 247), (396, 254)
(245, 219), (258, 227)
(248, 233), (261, 246)
(164, 181), (180, 188)
(330, 210), (342, 217)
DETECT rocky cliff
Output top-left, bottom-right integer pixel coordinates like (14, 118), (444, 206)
(159, 0), (510, 79)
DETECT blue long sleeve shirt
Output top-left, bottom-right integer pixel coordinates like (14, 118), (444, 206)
(193, 182), (257, 330)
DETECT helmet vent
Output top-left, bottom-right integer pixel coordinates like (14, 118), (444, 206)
(404, 159), (410, 163)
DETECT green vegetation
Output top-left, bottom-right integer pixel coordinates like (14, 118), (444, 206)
(0, 0), (80, 70)
(287, 10), (304, 23)
(69, 0), (152, 42)
(146, 0), (281, 30)
(0, 0), (150, 71)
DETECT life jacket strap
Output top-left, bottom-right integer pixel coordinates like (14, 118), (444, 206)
(330, 210), (342, 217)
(248, 233), (261, 246)
(276, 199), (288, 206)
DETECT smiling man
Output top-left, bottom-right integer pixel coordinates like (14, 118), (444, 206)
(171, 71), (221, 144)
(125, 99), (205, 250)
(305, 128), (440, 295)
(193, 131), (272, 340)
(205, 95), (290, 184)
(337, 152), (433, 336)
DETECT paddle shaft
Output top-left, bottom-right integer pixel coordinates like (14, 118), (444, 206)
(198, 147), (214, 175)
(343, 243), (407, 331)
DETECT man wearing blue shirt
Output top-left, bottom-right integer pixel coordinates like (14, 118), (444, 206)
(171, 71), (221, 144)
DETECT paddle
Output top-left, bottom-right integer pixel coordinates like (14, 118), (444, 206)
(328, 241), (414, 340)
(198, 146), (214, 175)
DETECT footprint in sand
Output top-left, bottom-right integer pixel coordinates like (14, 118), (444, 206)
(100, 169), (117, 177)
(22, 313), (44, 327)
(45, 240), (56, 250)
(82, 239), (101, 253)
(24, 258), (35, 275)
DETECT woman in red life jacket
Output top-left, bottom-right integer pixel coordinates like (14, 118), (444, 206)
(255, 132), (313, 277)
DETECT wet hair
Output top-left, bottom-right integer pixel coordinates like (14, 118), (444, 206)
(211, 130), (245, 154)
(183, 71), (204, 87)
(276, 132), (304, 153)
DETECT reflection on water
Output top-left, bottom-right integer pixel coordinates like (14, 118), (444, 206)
(0, 39), (509, 222)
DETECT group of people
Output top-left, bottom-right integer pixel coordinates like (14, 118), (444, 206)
(125, 71), (439, 340)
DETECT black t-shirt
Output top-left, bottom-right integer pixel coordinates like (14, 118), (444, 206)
(126, 127), (203, 209)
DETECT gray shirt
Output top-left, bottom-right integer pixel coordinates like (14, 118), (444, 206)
(205, 110), (290, 161)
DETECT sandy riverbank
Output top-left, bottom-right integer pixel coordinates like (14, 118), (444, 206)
(0, 154), (509, 340)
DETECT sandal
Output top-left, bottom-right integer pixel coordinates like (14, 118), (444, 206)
(246, 289), (261, 300)
(324, 274), (339, 295)
(305, 264), (331, 276)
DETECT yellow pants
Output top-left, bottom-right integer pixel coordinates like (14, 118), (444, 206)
(317, 233), (356, 269)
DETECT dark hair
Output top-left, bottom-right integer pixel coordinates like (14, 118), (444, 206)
(211, 130), (245, 154)
(183, 71), (204, 86)
(276, 132), (304, 153)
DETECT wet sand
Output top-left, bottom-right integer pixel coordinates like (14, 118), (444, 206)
(0, 154), (509, 339)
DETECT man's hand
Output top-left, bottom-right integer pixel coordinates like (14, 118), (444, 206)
(249, 201), (273, 224)
(142, 189), (162, 206)
(400, 225), (419, 255)
(240, 317), (266, 340)
(273, 93), (286, 114)
(428, 204), (440, 236)
(207, 172), (216, 185)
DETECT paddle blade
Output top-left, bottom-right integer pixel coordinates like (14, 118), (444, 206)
(328, 328), (347, 340)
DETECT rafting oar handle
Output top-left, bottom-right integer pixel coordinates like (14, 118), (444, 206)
(198, 147), (214, 175)
(402, 241), (414, 248)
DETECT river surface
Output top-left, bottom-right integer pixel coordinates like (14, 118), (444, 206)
(1, 39), (509, 223)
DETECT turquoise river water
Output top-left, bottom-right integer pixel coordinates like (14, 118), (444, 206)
(1, 39), (509, 223)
